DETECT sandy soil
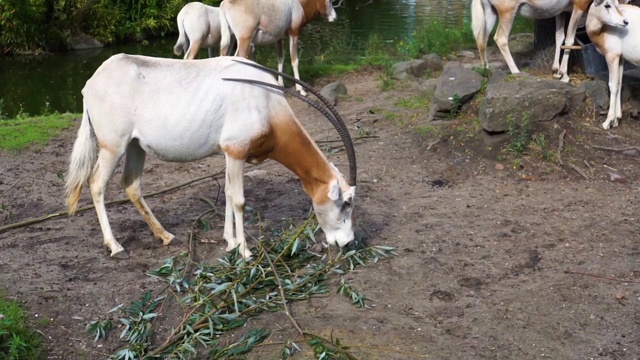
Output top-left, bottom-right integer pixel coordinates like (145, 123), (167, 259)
(1, 64), (640, 360)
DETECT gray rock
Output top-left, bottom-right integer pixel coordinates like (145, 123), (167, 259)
(320, 82), (348, 105)
(480, 78), (573, 132)
(488, 69), (508, 84)
(391, 61), (413, 81)
(391, 59), (434, 80)
(428, 62), (484, 121)
(579, 79), (609, 110)
(418, 78), (439, 97)
(421, 53), (444, 72)
(457, 50), (476, 59)
(68, 33), (103, 50)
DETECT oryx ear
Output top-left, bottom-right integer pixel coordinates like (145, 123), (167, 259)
(328, 181), (341, 201)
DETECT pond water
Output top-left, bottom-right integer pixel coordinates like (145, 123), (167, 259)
(0, 0), (471, 118)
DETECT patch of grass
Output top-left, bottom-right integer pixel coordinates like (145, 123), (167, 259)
(398, 19), (476, 58)
(506, 112), (532, 156)
(0, 295), (43, 359)
(395, 96), (429, 109)
(0, 112), (78, 151)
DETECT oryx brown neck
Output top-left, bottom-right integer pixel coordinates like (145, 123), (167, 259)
(298, 0), (321, 25)
(268, 113), (335, 204)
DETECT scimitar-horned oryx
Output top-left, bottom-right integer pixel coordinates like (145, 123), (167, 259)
(65, 55), (356, 259)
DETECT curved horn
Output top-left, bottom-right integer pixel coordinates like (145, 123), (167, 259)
(229, 59), (356, 186)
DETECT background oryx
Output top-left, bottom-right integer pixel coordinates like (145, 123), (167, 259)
(471, 0), (593, 82)
(173, 2), (238, 59)
(586, 0), (639, 129)
(219, 0), (337, 96)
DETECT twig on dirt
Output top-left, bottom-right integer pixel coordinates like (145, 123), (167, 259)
(583, 160), (593, 171)
(426, 138), (440, 150)
(0, 170), (225, 234)
(556, 130), (566, 166)
(604, 164), (618, 172)
(0, 174), (32, 201)
(566, 162), (589, 180)
(564, 270), (640, 283)
(592, 145), (640, 153)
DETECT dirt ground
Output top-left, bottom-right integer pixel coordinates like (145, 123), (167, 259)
(1, 59), (640, 360)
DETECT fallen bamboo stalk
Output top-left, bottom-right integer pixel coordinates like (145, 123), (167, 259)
(592, 145), (640, 153)
(567, 162), (589, 179)
(0, 170), (225, 234)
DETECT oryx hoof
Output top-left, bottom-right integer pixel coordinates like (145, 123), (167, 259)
(110, 248), (129, 259)
(159, 232), (175, 246)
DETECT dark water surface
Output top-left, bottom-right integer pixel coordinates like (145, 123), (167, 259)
(0, 0), (470, 118)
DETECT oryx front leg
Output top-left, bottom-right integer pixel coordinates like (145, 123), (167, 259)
(122, 141), (175, 246)
(289, 35), (307, 96)
(223, 156), (252, 258)
(557, 9), (585, 82)
(275, 40), (285, 86)
(603, 55), (622, 129)
(552, 14), (566, 76)
(89, 148), (126, 258)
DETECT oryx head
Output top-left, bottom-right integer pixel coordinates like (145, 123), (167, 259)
(313, 164), (355, 247)
(319, 0), (337, 22)
(592, 0), (629, 28)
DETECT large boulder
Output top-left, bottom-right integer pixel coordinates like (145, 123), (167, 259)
(320, 82), (348, 105)
(428, 62), (484, 121)
(480, 78), (574, 132)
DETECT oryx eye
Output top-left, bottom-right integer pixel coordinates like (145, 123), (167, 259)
(341, 201), (351, 211)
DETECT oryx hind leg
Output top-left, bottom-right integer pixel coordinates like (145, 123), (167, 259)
(493, 8), (519, 74)
(185, 40), (202, 60)
(89, 147), (126, 258)
(122, 140), (175, 246)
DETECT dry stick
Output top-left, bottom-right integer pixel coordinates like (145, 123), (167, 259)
(0, 170), (225, 234)
(567, 162), (589, 180)
(557, 130), (566, 166)
(592, 145), (640, 153)
(564, 270), (640, 284)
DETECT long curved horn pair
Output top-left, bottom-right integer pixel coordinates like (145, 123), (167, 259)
(224, 59), (357, 187)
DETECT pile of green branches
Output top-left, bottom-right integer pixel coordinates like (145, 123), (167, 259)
(87, 215), (396, 359)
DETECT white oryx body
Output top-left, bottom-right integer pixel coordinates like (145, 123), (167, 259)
(65, 54), (355, 259)
(586, 0), (639, 129)
(471, 0), (592, 82)
(174, 2), (225, 59)
(219, 0), (337, 95)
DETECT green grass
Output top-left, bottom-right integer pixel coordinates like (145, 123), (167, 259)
(0, 295), (43, 360)
(0, 113), (78, 151)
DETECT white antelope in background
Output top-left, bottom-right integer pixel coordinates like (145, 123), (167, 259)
(174, 2), (238, 59)
(219, 0), (337, 96)
(65, 55), (357, 259)
(472, 0), (592, 82)
(586, 0), (638, 129)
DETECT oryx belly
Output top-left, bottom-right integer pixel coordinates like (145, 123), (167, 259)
(518, 0), (573, 18)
